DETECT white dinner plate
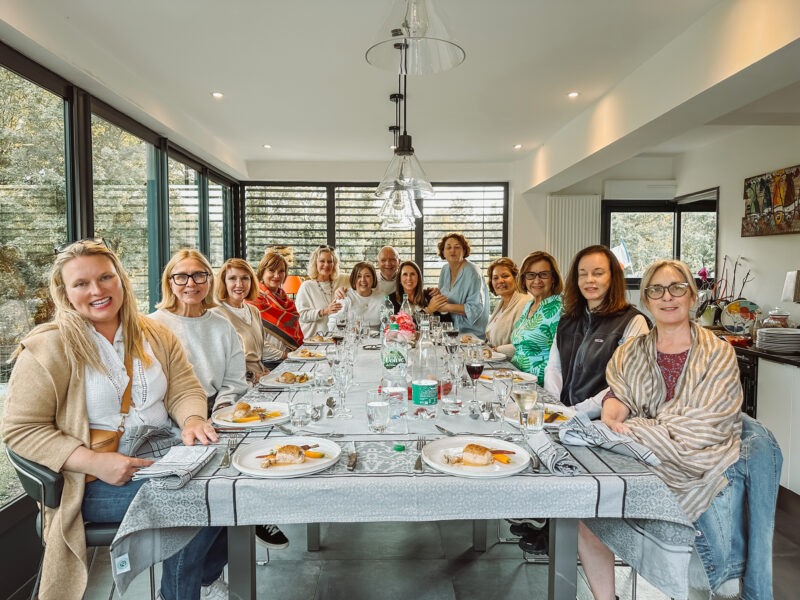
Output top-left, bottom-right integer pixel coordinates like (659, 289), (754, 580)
(232, 436), (342, 478)
(421, 435), (530, 478)
(259, 372), (315, 389)
(287, 348), (326, 361)
(481, 349), (507, 362)
(480, 370), (537, 383)
(304, 336), (334, 345)
(505, 402), (576, 429)
(212, 402), (290, 427)
(458, 334), (482, 345)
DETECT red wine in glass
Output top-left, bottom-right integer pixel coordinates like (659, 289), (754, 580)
(466, 363), (484, 380)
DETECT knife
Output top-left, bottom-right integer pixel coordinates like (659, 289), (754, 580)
(346, 441), (358, 471)
(435, 424), (456, 436)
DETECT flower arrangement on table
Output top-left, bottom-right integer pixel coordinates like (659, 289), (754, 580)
(384, 311), (416, 341)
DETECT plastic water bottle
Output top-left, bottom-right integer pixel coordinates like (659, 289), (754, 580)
(381, 323), (408, 420)
(410, 323), (438, 419)
(400, 293), (413, 316)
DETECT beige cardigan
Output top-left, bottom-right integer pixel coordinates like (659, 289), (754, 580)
(1, 318), (207, 600)
(212, 303), (266, 377)
(485, 291), (531, 356)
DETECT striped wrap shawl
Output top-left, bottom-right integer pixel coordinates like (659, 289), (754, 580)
(605, 323), (742, 521)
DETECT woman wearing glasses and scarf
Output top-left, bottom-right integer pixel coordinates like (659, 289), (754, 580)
(295, 245), (350, 337)
(505, 252), (562, 383)
(150, 249), (248, 416)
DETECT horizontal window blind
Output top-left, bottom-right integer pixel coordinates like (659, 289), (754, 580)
(334, 186), (415, 276)
(168, 159), (200, 255)
(422, 185), (505, 288)
(245, 185), (328, 276)
(208, 182), (225, 270)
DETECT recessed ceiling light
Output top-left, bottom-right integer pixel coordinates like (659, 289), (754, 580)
(211, 91), (224, 99)
(262, 144), (272, 149)
(513, 144), (523, 150)
(567, 91), (579, 98)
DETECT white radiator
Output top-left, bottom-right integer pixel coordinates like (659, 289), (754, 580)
(545, 195), (601, 273)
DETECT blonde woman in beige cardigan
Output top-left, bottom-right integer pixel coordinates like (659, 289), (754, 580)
(485, 257), (530, 355)
(212, 257), (268, 383)
(1, 240), (227, 600)
(578, 259), (742, 600)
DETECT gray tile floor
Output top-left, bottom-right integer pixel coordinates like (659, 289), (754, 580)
(83, 520), (668, 600)
(84, 507), (800, 599)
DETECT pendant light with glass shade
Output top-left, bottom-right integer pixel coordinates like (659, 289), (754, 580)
(366, 0), (465, 76)
(375, 40), (431, 230)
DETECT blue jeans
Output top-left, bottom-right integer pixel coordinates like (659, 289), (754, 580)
(82, 479), (228, 600)
(692, 414), (782, 599)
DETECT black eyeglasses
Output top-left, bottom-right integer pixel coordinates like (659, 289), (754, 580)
(170, 272), (210, 285)
(523, 270), (552, 281)
(644, 282), (690, 299)
(54, 237), (109, 255)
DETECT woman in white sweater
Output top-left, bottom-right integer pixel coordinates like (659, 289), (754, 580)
(327, 261), (384, 330)
(295, 245), (349, 337)
(150, 249), (247, 416)
(211, 258), (267, 384)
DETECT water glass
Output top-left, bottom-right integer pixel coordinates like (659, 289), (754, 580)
(366, 391), (390, 433)
(529, 402), (545, 433)
(291, 402), (312, 427)
(438, 376), (462, 416)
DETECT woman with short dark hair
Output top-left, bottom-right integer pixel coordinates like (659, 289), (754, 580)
(327, 261), (384, 329)
(543, 245), (648, 413)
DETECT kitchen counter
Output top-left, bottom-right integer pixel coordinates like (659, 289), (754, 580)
(734, 345), (800, 368)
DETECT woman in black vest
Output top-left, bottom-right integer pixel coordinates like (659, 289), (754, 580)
(543, 245), (649, 415)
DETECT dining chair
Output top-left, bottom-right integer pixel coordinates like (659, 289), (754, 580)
(5, 448), (156, 600)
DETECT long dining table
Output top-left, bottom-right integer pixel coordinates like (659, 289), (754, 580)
(110, 341), (696, 600)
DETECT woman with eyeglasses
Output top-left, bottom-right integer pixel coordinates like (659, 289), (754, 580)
(211, 258), (268, 383)
(150, 249), (248, 416)
(578, 260), (768, 600)
(505, 252), (562, 382)
(251, 251), (303, 369)
(484, 257), (531, 356)
(428, 232), (490, 339)
(296, 245), (350, 337)
(2, 240), (227, 600)
(543, 245), (648, 414)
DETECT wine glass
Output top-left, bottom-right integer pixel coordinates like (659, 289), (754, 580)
(464, 344), (484, 411)
(325, 344), (339, 370)
(332, 363), (353, 419)
(511, 383), (539, 443)
(447, 352), (464, 399)
(492, 369), (514, 437)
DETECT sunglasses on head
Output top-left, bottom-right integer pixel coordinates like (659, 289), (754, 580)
(54, 237), (110, 255)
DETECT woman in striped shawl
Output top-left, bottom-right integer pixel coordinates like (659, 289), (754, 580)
(578, 259), (742, 600)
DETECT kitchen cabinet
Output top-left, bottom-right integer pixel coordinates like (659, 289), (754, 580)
(756, 359), (799, 493)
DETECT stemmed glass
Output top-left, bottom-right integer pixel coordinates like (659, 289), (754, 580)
(446, 348), (464, 398)
(332, 362), (353, 419)
(464, 344), (484, 411)
(492, 369), (514, 437)
(511, 382), (539, 443)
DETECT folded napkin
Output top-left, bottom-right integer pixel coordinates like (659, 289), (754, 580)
(558, 412), (660, 466)
(527, 431), (580, 476)
(132, 445), (217, 489)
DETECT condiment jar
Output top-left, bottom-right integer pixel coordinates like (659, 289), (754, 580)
(762, 308), (790, 328)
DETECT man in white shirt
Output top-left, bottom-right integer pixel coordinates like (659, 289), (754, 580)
(375, 246), (400, 296)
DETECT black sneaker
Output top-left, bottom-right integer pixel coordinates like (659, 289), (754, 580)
(255, 524), (289, 549)
(518, 531), (548, 555)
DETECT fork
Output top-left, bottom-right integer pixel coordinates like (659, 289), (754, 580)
(219, 435), (237, 467)
(414, 436), (425, 473)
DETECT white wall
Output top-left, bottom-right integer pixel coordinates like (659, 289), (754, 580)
(675, 126), (800, 321)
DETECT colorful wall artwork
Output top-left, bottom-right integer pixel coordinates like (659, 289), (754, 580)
(741, 163), (800, 237)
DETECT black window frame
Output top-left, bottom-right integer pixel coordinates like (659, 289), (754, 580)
(600, 187), (719, 288)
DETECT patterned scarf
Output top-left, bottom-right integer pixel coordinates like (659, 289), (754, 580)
(248, 283), (304, 350)
(605, 323), (742, 521)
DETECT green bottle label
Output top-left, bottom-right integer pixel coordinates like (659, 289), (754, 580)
(412, 379), (438, 405)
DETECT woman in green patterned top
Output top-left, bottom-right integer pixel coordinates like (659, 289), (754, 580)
(510, 251), (563, 384)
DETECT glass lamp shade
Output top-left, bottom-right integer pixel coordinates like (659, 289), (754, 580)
(365, 0), (465, 75)
(375, 151), (434, 201)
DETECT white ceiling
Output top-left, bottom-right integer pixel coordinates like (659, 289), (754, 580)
(1, 0), (733, 178)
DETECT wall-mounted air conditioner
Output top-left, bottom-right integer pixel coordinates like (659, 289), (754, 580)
(603, 180), (677, 201)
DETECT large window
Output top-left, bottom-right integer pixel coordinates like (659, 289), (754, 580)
(244, 185), (328, 276)
(244, 183), (508, 285)
(168, 158), (201, 255)
(601, 189), (718, 283)
(208, 180), (228, 270)
(92, 115), (155, 313)
(0, 65), (68, 507)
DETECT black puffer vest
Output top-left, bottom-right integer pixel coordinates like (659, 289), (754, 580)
(556, 304), (645, 406)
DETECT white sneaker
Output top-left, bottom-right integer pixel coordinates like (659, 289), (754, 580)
(200, 575), (228, 599)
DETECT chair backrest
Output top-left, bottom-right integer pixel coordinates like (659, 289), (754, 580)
(5, 448), (64, 509)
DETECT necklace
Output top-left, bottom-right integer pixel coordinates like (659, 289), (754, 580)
(315, 280), (333, 305)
